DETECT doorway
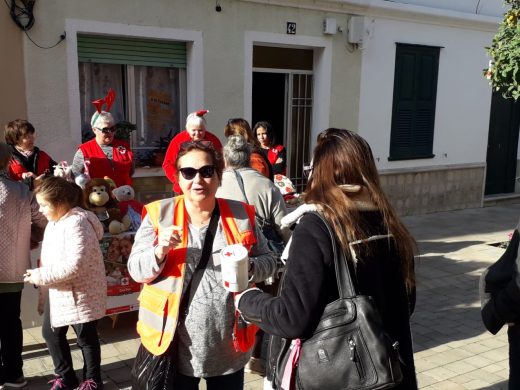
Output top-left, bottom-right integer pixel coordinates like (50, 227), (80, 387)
(252, 72), (286, 148)
(485, 91), (520, 195)
(251, 46), (314, 190)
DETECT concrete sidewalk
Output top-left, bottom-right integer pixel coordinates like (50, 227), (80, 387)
(19, 204), (520, 389)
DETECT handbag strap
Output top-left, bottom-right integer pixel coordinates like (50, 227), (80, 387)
(180, 202), (220, 313)
(232, 169), (270, 228)
(232, 169), (250, 204)
(309, 211), (357, 299)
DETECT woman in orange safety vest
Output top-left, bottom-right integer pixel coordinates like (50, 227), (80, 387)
(128, 140), (277, 390)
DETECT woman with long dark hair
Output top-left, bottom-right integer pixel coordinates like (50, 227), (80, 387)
(236, 128), (418, 389)
(224, 118), (273, 181)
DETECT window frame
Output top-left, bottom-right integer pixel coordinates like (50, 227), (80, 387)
(389, 43), (441, 161)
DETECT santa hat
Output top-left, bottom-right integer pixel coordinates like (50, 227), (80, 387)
(186, 109), (209, 126)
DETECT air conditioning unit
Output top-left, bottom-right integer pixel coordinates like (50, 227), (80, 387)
(347, 16), (364, 44)
(323, 18), (337, 35)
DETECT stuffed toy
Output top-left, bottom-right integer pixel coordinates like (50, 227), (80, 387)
(74, 160), (91, 189)
(83, 178), (131, 234)
(112, 185), (144, 231)
(53, 161), (74, 182)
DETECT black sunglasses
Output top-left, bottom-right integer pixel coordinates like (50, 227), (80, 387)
(97, 126), (116, 134)
(179, 165), (215, 180)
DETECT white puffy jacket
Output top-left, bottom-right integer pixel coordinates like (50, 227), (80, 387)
(32, 207), (106, 327)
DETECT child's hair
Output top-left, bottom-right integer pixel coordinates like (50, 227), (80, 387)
(34, 176), (85, 211)
(5, 119), (35, 146)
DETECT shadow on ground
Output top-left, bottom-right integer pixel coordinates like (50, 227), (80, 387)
(479, 380), (509, 389)
(411, 238), (500, 352)
(98, 311), (139, 343)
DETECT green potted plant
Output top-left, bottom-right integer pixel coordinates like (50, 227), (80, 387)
(114, 121), (137, 142)
(151, 128), (175, 166)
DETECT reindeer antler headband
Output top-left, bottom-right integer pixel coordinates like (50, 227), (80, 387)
(91, 89), (116, 127)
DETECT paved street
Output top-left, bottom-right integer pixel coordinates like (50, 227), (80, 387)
(19, 204), (520, 389)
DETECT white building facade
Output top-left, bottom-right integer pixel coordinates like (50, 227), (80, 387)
(16, 0), (508, 214)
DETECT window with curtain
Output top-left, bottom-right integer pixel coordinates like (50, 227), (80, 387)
(389, 43), (440, 160)
(77, 35), (187, 166)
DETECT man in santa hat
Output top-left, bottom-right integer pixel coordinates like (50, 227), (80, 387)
(163, 110), (222, 194)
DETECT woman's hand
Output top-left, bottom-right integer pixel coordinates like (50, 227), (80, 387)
(23, 269), (39, 285)
(22, 172), (36, 180)
(154, 225), (183, 264)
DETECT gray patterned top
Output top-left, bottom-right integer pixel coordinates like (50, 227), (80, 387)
(128, 213), (277, 377)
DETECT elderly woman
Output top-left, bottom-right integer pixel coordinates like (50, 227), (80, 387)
(217, 134), (289, 245)
(128, 141), (276, 390)
(216, 134), (290, 376)
(0, 142), (47, 389)
(71, 111), (134, 187)
(5, 119), (57, 189)
(163, 110), (223, 194)
(224, 118), (273, 181)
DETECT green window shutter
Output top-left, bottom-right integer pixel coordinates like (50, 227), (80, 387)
(77, 35), (186, 68)
(389, 44), (440, 160)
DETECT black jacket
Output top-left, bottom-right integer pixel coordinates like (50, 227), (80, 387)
(238, 211), (417, 389)
(480, 228), (520, 334)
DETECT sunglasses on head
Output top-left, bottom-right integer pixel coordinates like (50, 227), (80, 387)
(179, 165), (215, 180)
(303, 164), (313, 178)
(97, 126), (116, 134)
(180, 140), (213, 151)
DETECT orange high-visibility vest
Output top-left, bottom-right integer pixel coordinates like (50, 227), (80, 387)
(137, 195), (258, 355)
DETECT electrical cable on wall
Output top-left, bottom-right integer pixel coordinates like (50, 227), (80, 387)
(4, 0), (66, 49)
(475, 0), (482, 14)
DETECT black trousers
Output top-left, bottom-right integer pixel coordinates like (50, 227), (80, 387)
(509, 325), (520, 390)
(0, 291), (24, 383)
(42, 303), (101, 386)
(175, 369), (244, 390)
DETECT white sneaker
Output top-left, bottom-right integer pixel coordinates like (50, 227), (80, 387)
(4, 376), (27, 388)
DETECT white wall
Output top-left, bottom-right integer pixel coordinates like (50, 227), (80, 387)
(358, 16), (497, 170)
(387, 0), (506, 17)
(22, 0), (362, 163)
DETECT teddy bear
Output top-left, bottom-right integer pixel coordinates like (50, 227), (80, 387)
(112, 185), (144, 231)
(83, 178), (131, 234)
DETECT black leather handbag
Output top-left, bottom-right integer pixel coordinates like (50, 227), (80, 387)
(272, 212), (403, 390)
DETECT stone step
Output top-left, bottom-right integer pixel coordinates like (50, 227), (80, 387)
(483, 193), (520, 207)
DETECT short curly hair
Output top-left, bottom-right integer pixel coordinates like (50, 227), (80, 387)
(5, 119), (35, 146)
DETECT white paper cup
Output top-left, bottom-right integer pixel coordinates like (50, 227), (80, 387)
(220, 244), (250, 292)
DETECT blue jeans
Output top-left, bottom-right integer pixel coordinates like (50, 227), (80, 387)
(175, 368), (244, 390)
(509, 325), (520, 390)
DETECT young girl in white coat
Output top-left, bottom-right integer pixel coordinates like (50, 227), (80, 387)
(24, 176), (106, 390)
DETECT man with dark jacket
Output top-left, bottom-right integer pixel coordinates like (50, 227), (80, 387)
(480, 227), (520, 389)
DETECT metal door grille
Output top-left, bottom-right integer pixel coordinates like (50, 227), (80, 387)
(287, 73), (313, 193)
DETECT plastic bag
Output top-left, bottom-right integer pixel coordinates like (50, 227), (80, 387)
(131, 344), (176, 390)
(258, 218), (284, 256)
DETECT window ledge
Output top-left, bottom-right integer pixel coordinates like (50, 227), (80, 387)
(388, 154), (435, 161)
(133, 167), (166, 178)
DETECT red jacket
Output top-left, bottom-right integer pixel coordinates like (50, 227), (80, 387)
(79, 139), (133, 187)
(162, 130), (223, 193)
(8, 147), (56, 181)
(267, 145), (286, 175)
